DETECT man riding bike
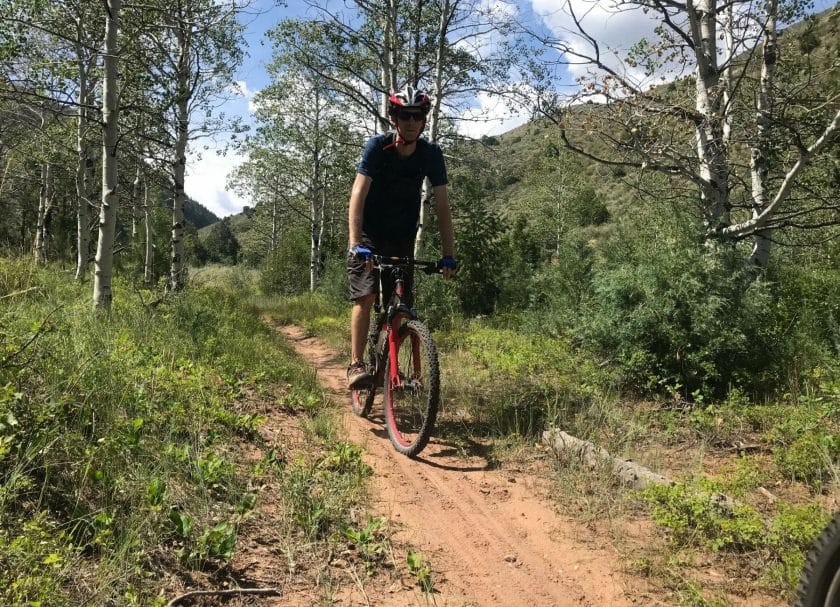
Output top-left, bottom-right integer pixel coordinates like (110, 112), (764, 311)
(346, 85), (457, 389)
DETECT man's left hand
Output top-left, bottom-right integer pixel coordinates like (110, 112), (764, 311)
(439, 256), (457, 279)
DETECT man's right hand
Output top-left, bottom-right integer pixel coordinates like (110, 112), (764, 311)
(349, 244), (372, 261)
(350, 244), (374, 273)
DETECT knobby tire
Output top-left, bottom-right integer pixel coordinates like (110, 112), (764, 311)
(350, 384), (375, 417)
(383, 320), (439, 457)
(795, 512), (840, 607)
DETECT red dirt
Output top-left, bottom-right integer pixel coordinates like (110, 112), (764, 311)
(274, 324), (644, 606)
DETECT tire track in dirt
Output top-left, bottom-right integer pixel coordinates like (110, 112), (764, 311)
(279, 324), (641, 606)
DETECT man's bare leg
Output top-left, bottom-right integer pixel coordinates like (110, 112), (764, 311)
(351, 293), (376, 363)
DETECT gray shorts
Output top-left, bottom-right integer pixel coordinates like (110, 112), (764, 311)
(347, 241), (414, 306)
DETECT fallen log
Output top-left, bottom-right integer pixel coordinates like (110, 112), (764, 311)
(166, 587), (280, 606)
(542, 428), (737, 511)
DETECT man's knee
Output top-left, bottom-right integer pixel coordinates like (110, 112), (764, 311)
(353, 293), (376, 310)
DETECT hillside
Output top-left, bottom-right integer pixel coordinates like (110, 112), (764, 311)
(183, 196), (221, 229)
(487, 2), (840, 219)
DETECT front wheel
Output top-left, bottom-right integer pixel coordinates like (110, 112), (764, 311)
(350, 384), (376, 417)
(383, 320), (439, 457)
(795, 512), (840, 607)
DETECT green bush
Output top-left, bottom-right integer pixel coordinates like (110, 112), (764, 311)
(640, 480), (831, 591)
(438, 321), (598, 436)
(202, 219), (241, 265)
(774, 430), (840, 489)
(414, 270), (461, 330)
(317, 255), (351, 305)
(518, 234), (595, 333)
(640, 479), (767, 552)
(577, 235), (818, 399)
(448, 178), (504, 315)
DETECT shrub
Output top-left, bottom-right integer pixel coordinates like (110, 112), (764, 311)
(577, 235), (820, 399)
(317, 255), (351, 305)
(773, 431), (840, 489)
(518, 234), (595, 333)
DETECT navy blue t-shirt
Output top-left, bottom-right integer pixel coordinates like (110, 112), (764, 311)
(357, 133), (447, 243)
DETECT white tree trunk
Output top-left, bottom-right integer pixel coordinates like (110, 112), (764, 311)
(687, 0), (730, 229)
(721, 2), (734, 146)
(317, 178), (328, 288)
(378, 0), (399, 132)
(542, 428), (739, 512)
(414, 0), (452, 258)
(543, 429), (670, 489)
(131, 164), (142, 238)
(74, 35), (94, 282)
(270, 197), (278, 253)
(92, 0), (121, 310)
(310, 194), (320, 291)
(310, 115), (321, 292)
(722, 107), (840, 238)
(747, 1), (778, 268)
(168, 28), (190, 292)
(144, 177), (154, 285)
(34, 162), (52, 264)
(310, 187), (327, 293)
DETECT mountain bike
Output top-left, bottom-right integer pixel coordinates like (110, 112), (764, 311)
(795, 511), (840, 607)
(350, 255), (443, 457)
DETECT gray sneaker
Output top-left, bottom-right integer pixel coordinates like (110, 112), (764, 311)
(347, 361), (372, 389)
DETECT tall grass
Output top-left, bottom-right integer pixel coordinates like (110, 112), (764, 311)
(0, 258), (337, 605)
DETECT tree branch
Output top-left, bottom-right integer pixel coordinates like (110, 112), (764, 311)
(166, 587), (280, 607)
(721, 107), (840, 237)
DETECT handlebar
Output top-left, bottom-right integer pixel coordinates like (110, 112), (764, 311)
(369, 255), (444, 275)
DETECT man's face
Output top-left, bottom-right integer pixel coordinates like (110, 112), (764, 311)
(396, 110), (425, 141)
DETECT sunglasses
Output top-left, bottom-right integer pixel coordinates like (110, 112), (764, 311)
(397, 111), (425, 122)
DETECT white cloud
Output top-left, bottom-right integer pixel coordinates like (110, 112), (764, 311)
(185, 147), (250, 218)
(230, 79), (260, 113)
(530, 0), (681, 88)
(458, 90), (530, 139)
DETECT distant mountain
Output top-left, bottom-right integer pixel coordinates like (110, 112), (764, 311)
(158, 189), (221, 229)
(183, 197), (220, 230)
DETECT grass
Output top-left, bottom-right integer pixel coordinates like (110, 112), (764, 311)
(0, 258), (376, 605)
(17, 267), (816, 604)
(256, 291), (349, 352)
(266, 288), (838, 604)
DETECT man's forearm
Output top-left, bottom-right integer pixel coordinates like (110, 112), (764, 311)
(349, 197), (363, 245)
(348, 174), (371, 246)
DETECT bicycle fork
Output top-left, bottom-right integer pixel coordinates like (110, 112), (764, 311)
(385, 316), (423, 391)
(382, 271), (422, 392)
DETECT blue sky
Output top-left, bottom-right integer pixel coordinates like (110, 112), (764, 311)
(185, 0), (839, 218)
(184, 0), (320, 217)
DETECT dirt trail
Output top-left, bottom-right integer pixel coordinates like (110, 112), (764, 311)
(278, 324), (644, 607)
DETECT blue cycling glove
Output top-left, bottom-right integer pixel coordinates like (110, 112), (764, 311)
(350, 244), (372, 261)
(438, 256), (457, 271)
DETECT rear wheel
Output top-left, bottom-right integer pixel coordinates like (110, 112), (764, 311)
(383, 320), (439, 457)
(795, 512), (840, 607)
